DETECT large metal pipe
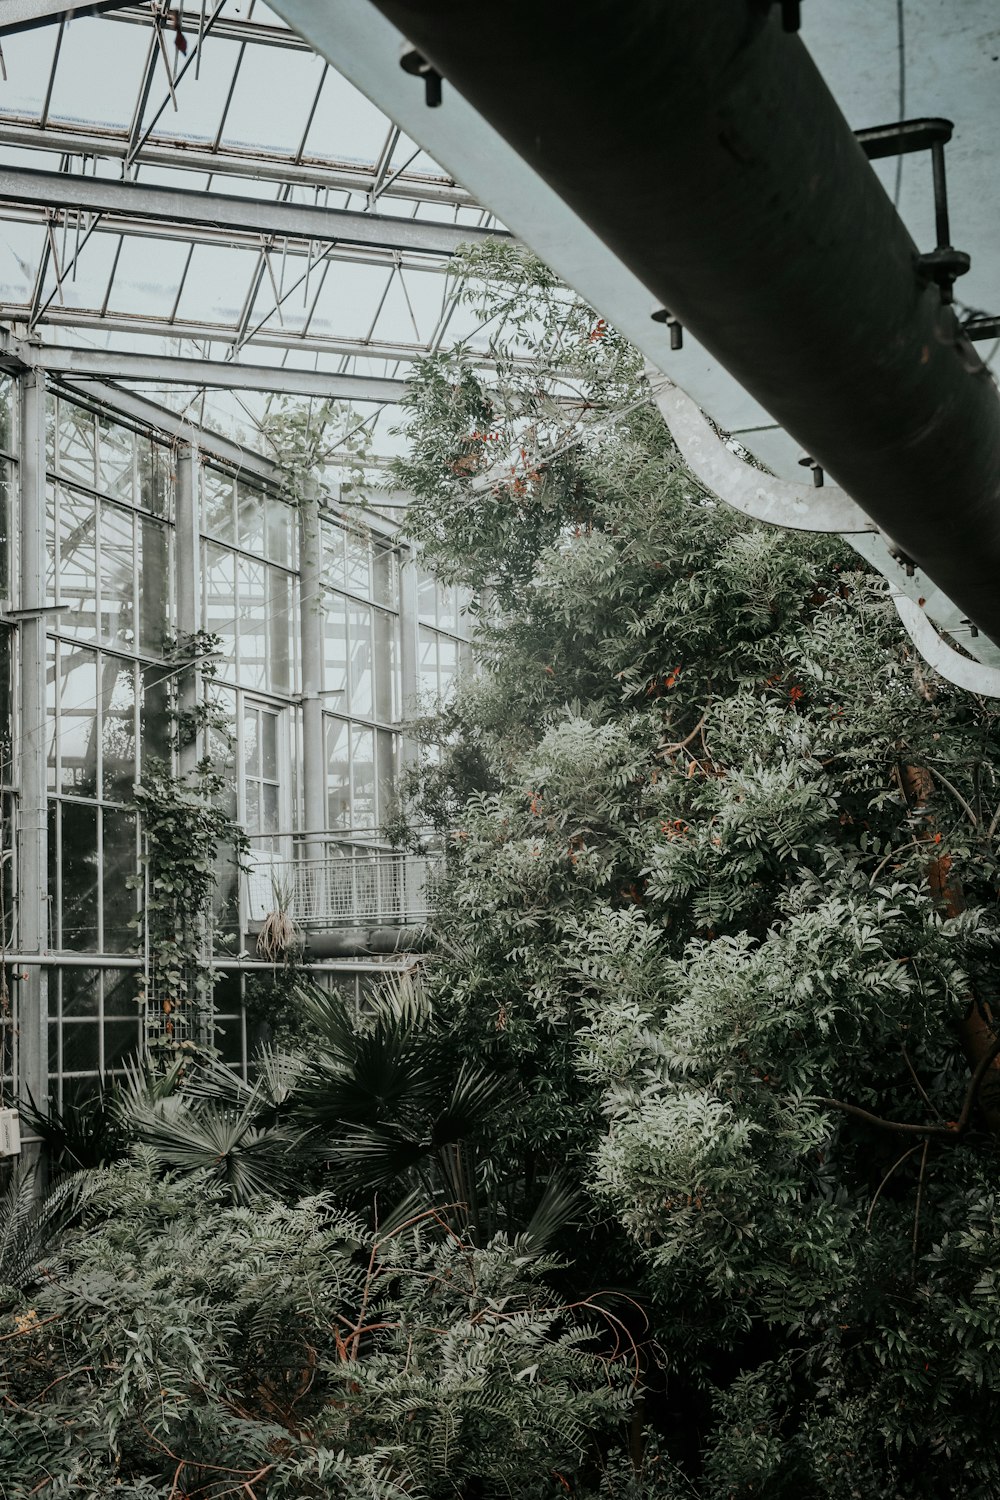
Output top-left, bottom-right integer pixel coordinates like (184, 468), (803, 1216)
(364, 0), (1000, 641)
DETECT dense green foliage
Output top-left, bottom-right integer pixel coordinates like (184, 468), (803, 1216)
(1, 1155), (630, 1498)
(6, 248), (1000, 1496)
(387, 248), (1000, 1496)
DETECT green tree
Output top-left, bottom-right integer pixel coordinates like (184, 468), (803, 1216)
(388, 247), (1000, 1497)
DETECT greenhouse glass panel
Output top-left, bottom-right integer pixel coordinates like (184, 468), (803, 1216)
(203, 470), (237, 544)
(138, 517), (170, 656)
(58, 645), (99, 797)
(348, 602), (373, 716)
(325, 716), (350, 830)
(99, 502), (136, 650)
(59, 801), (99, 951)
(97, 419), (135, 505)
(57, 488), (98, 641)
(322, 592), (349, 710)
(100, 660), (136, 803)
(102, 811), (138, 954)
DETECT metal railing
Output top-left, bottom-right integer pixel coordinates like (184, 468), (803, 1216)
(245, 845), (439, 928)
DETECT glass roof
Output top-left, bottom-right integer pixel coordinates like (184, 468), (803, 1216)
(0, 0), (511, 461)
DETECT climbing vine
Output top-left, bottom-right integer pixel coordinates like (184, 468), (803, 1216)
(130, 631), (248, 1056)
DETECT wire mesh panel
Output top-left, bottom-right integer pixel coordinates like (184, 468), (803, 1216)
(246, 850), (437, 927)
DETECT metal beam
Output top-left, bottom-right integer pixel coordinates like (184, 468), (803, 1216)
(0, 119), (472, 203)
(0, 205), (456, 271)
(280, 0), (1000, 647)
(0, 304), (539, 371)
(0, 166), (503, 257)
(105, 5), (314, 50)
(0, 0), (131, 35)
(37, 345), (409, 401)
(57, 375), (283, 483)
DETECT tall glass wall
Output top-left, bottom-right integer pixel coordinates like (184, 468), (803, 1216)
(0, 375), (474, 1101)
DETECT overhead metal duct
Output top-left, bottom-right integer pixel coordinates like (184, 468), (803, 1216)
(360, 0), (1000, 643)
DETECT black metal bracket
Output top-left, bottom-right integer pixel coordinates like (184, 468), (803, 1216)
(650, 306), (684, 349)
(400, 47), (443, 108)
(780, 1), (801, 33)
(855, 117), (970, 304)
(798, 455), (824, 487)
(964, 315), (1000, 343)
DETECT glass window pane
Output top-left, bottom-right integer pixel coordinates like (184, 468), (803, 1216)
(46, 638), (57, 791)
(345, 532), (371, 597)
(60, 800), (99, 950)
(417, 626), (438, 703)
(244, 709), (260, 778)
(203, 543), (237, 683)
(323, 521), (346, 589)
(100, 659), (136, 801)
(59, 645), (99, 797)
(376, 730), (396, 823)
(325, 717), (350, 830)
(102, 809), (137, 953)
(203, 468), (236, 542)
(58, 404), (97, 488)
(99, 502), (135, 649)
(45, 482), (57, 607)
(140, 665), (172, 768)
(373, 545), (398, 608)
(417, 564), (437, 625)
(213, 838), (240, 942)
(237, 481), (266, 554)
(266, 498), (293, 568)
(261, 713), (278, 780)
(373, 608), (396, 722)
(438, 584), (459, 634)
(0, 460), (10, 603)
(238, 557), (267, 691)
(61, 967), (100, 1017)
(322, 593), (349, 711)
(61, 1022), (100, 1074)
(98, 418), (135, 504)
(138, 435), (171, 518)
(0, 375), (12, 454)
(58, 487), (98, 641)
(351, 726), (375, 830)
(267, 568), (292, 694)
(349, 603), (373, 717)
(208, 686), (239, 818)
(438, 636), (458, 703)
(0, 630), (10, 789)
(104, 969), (140, 1017)
(105, 1018), (143, 1070)
(139, 516), (169, 656)
(262, 783), (279, 833)
(245, 782), (261, 833)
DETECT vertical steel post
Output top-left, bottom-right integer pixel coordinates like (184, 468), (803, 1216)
(175, 442), (200, 779)
(299, 486), (326, 870)
(398, 544), (419, 775)
(16, 369), (48, 1131)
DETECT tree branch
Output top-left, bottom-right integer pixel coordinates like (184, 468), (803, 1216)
(820, 1035), (1000, 1140)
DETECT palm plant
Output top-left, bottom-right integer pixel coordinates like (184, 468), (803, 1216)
(124, 1051), (304, 1205)
(0, 1162), (91, 1295)
(291, 975), (574, 1244)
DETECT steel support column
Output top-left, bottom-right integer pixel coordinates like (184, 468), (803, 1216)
(174, 442), (201, 780)
(16, 370), (49, 1134)
(397, 548), (420, 779)
(298, 488), (327, 866)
